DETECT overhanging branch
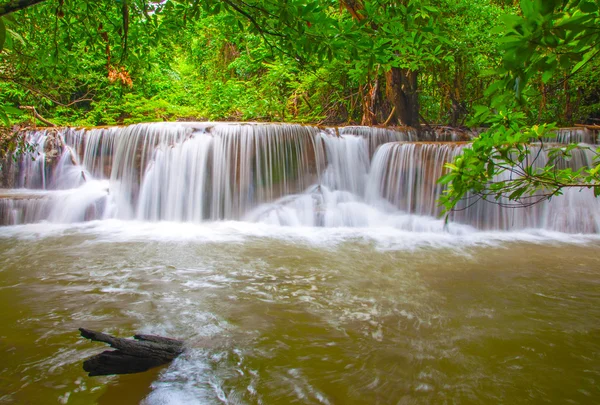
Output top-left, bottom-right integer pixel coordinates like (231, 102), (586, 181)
(20, 105), (56, 127)
(0, 0), (47, 17)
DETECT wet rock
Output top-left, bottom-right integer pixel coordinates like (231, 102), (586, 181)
(44, 130), (62, 165)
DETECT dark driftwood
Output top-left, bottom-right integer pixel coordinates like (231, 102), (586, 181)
(79, 328), (184, 376)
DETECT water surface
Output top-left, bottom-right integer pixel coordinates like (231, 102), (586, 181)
(1, 223), (599, 404)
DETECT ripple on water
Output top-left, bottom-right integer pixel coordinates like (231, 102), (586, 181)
(0, 223), (599, 404)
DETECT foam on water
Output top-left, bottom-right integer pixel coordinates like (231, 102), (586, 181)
(1, 218), (599, 252)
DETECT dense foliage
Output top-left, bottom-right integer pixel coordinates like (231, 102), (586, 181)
(1, 0), (600, 210)
(0, 0), (517, 126)
(439, 0), (600, 211)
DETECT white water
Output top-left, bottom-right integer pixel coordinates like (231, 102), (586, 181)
(0, 123), (598, 233)
(368, 142), (600, 232)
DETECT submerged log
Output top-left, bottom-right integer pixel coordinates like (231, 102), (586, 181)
(79, 328), (184, 376)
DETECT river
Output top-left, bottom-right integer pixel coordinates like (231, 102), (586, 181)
(1, 222), (599, 404)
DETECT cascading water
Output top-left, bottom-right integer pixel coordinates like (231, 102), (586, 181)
(0, 123), (598, 233)
(544, 127), (597, 144)
(129, 123), (326, 221)
(368, 142), (600, 232)
(1, 123), (329, 225)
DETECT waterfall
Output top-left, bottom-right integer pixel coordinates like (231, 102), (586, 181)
(1, 123), (328, 223)
(367, 142), (600, 232)
(320, 134), (370, 195)
(366, 142), (464, 217)
(546, 128), (596, 144)
(0, 122), (598, 233)
(128, 123), (325, 221)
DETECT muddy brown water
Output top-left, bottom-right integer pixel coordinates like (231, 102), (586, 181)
(0, 223), (599, 404)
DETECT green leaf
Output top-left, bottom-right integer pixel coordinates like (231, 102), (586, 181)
(0, 108), (9, 126)
(580, 1), (598, 13)
(571, 49), (596, 73)
(556, 14), (592, 29)
(541, 70), (554, 83)
(3, 106), (22, 115)
(438, 173), (455, 185)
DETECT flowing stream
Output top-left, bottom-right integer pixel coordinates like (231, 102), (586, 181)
(0, 123), (599, 404)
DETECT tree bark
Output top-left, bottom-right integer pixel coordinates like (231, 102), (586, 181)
(360, 79), (379, 125)
(0, 0), (46, 17)
(340, 0), (366, 21)
(385, 67), (419, 127)
(564, 74), (572, 123)
(450, 55), (464, 127)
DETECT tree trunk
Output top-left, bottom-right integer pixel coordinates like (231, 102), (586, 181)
(339, 1), (420, 128)
(450, 56), (464, 127)
(385, 67), (419, 127)
(538, 81), (546, 122)
(564, 75), (572, 124)
(360, 79), (379, 125)
(0, 0), (46, 17)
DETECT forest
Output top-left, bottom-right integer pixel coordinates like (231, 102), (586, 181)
(1, 0), (600, 207)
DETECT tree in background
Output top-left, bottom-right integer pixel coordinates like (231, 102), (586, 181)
(0, 0), (184, 124)
(0, 0), (510, 127)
